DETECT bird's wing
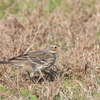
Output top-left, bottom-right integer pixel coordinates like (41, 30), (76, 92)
(8, 50), (53, 64)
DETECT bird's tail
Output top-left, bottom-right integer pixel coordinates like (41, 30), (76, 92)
(0, 61), (11, 64)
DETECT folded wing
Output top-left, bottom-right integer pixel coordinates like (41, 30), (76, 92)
(8, 50), (53, 65)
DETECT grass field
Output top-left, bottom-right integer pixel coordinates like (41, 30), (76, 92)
(0, 0), (100, 100)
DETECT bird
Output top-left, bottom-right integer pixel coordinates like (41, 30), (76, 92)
(0, 44), (63, 77)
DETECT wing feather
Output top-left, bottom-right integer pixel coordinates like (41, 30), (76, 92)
(8, 50), (54, 64)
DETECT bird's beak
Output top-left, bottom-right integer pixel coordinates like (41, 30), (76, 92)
(61, 48), (67, 50)
(59, 48), (67, 51)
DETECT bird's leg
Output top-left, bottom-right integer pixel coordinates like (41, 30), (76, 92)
(30, 72), (34, 77)
(25, 71), (34, 79)
(25, 71), (35, 82)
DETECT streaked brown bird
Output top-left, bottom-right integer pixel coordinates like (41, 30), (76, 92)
(0, 44), (63, 77)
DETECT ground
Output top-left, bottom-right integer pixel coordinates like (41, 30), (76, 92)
(0, 0), (100, 100)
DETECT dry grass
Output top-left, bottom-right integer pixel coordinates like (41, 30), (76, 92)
(0, 0), (100, 100)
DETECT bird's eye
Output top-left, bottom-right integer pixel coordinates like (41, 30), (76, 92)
(54, 46), (57, 49)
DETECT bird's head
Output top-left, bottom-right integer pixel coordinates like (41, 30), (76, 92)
(44, 44), (62, 54)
